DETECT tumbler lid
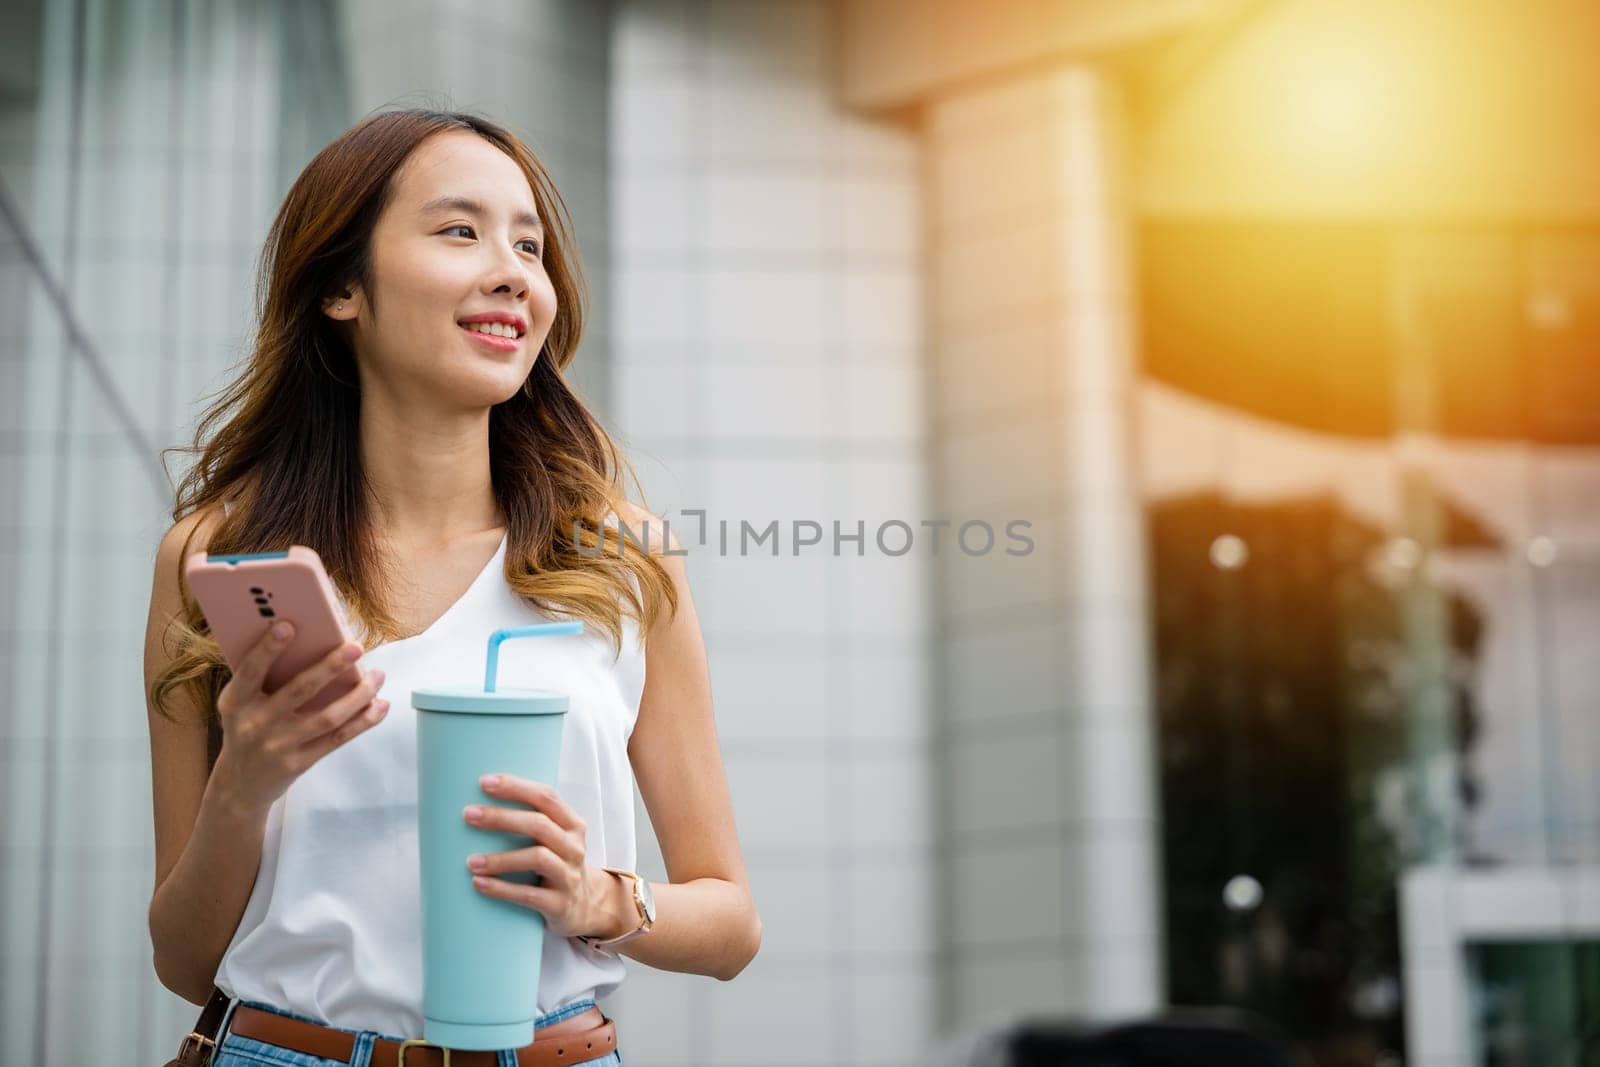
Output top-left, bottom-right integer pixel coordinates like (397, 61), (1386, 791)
(411, 686), (569, 715)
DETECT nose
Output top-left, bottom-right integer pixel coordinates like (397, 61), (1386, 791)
(481, 241), (530, 299)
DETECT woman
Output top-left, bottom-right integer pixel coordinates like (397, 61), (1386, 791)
(144, 108), (760, 1066)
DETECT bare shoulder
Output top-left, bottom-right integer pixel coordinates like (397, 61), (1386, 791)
(614, 499), (683, 554)
(146, 504), (231, 707)
(149, 507), (225, 632)
(153, 506), (224, 568)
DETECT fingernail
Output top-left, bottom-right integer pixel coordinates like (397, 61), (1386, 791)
(372, 669), (387, 686)
(468, 854), (486, 870)
(472, 876), (488, 888)
(342, 644), (362, 662)
(464, 805), (483, 821)
(480, 774), (501, 789)
(274, 622), (293, 639)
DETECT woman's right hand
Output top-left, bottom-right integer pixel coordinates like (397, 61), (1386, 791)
(208, 621), (389, 816)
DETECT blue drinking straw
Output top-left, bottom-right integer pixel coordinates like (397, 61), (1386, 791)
(482, 622), (583, 693)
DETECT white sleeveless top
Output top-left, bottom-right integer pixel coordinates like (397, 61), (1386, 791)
(214, 527), (646, 1034)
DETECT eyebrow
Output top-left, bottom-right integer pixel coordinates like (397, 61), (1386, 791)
(420, 195), (544, 234)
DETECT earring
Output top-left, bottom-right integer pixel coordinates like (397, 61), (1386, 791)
(336, 302), (345, 310)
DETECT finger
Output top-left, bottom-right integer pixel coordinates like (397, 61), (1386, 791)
(230, 621), (297, 696)
(479, 774), (585, 833)
(272, 639), (367, 715)
(464, 808), (581, 863)
(294, 667), (387, 745)
(466, 844), (565, 880)
(295, 696), (390, 764)
(470, 874), (557, 915)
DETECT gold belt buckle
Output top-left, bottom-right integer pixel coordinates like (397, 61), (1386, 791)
(178, 1032), (216, 1059)
(397, 1037), (452, 1067)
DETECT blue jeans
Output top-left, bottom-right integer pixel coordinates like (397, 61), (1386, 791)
(212, 996), (623, 1066)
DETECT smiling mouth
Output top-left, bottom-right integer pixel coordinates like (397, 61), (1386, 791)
(458, 324), (523, 348)
(458, 321), (524, 340)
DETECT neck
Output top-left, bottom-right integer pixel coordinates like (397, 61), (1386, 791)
(358, 390), (503, 547)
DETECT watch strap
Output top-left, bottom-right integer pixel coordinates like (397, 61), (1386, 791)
(578, 869), (652, 956)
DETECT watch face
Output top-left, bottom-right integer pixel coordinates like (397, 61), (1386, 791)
(639, 877), (656, 922)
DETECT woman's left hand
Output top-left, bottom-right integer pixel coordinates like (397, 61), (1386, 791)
(463, 773), (608, 939)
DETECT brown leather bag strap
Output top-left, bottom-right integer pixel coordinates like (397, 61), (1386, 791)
(164, 985), (232, 1067)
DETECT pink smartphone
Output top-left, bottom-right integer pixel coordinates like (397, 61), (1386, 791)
(184, 545), (362, 713)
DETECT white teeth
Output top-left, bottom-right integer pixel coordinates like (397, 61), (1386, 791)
(463, 321), (518, 338)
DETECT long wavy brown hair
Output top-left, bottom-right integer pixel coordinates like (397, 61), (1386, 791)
(149, 108), (675, 764)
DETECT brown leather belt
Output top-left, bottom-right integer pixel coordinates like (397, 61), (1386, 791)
(226, 1003), (617, 1066)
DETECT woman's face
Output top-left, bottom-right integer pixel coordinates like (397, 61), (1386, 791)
(327, 130), (558, 410)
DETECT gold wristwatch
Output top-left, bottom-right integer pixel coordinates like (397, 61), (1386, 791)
(577, 868), (655, 957)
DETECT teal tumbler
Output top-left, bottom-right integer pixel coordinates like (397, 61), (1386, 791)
(412, 621), (581, 1049)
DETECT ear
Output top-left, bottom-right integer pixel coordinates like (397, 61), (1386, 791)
(322, 287), (363, 322)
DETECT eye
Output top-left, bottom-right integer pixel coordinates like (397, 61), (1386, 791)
(443, 225), (540, 256)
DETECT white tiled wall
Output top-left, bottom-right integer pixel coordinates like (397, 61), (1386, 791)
(926, 65), (1164, 1030)
(605, 2), (934, 1063)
